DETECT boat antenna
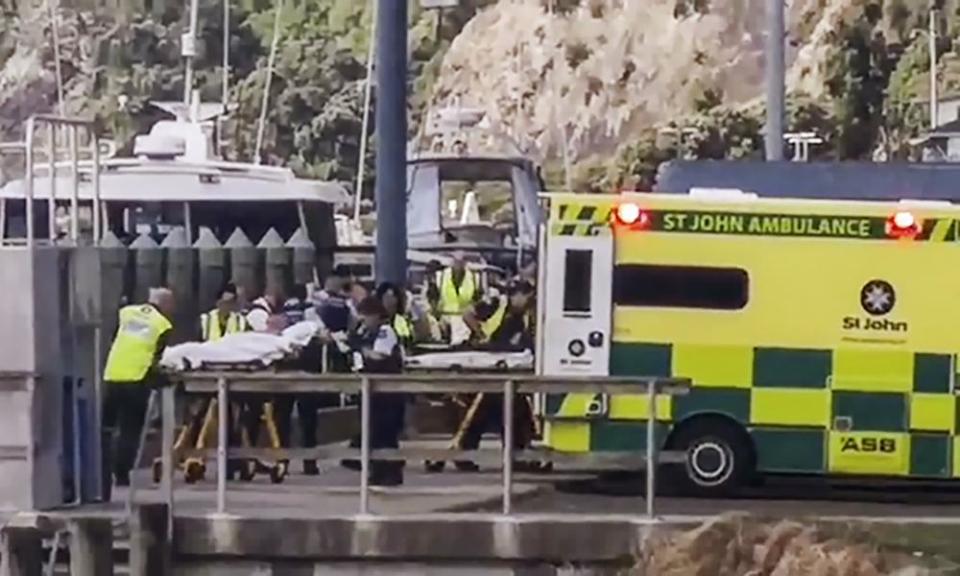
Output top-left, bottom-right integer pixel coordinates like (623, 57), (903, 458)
(254, 0), (284, 165)
(218, 0), (230, 154)
(184, 0), (201, 106)
(353, 0), (378, 224)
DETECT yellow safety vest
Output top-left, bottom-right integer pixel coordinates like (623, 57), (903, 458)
(103, 304), (172, 383)
(393, 314), (413, 342)
(437, 268), (477, 315)
(200, 310), (245, 342)
(481, 298), (529, 342)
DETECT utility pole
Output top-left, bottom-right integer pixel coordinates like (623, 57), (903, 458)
(374, 0), (408, 285)
(764, 0), (785, 161)
(929, 7), (939, 129)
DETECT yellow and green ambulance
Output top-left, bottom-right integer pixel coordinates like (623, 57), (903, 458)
(537, 189), (960, 495)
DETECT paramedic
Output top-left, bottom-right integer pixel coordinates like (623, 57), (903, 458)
(454, 280), (537, 472)
(434, 252), (481, 344)
(233, 284), (286, 463)
(190, 283), (247, 473)
(423, 260), (444, 315)
(421, 260), (446, 341)
(200, 282), (246, 341)
(101, 287), (175, 494)
(351, 296), (405, 486)
(376, 282), (417, 352)
(246, 284), (285, 332)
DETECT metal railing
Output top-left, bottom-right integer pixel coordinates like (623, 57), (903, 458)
(155, 373), (689, 526)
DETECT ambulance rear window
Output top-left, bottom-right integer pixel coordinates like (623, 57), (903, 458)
(563, 249), (593, 313)
(613, 265), (748, 310)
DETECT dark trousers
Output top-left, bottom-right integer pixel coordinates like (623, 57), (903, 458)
(228, 396), (263, 449)
(459, 393), (534, 451)
(101, 382), (152, 488)
(275, 393), (340, 448)
(370, 393), (406, 475)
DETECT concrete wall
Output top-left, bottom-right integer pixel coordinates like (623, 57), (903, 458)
(0, 247), (65, 510)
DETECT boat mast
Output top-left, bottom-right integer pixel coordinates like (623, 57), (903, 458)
(183, 0), (201, 107)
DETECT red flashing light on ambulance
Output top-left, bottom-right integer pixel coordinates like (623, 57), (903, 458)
(613, 202), (651, 229)
(885, 210), (921, 239)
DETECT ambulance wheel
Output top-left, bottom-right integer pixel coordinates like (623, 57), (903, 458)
(668, 418), (754, 497)
(184, 460), (205, 484)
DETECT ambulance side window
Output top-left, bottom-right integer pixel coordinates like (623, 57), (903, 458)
(563, 249), (593, 313)
(613, 264), (748, 310)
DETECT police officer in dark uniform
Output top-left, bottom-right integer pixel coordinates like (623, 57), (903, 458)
(314, 266), (355, 371)
(270, 284), (325, 475)
(350, 296), (405, 486)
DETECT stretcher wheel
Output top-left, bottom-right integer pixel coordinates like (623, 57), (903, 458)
(239, 462), (256, 482)
(184, 459), (206, 484)
(424, 460), (445, 473)
(269, 462), (288, 484)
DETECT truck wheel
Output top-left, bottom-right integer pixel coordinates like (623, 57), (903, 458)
(669, 419), (754, 497)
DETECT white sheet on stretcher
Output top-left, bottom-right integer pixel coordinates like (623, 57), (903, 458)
(160, 320), (325, 371)
(404, 350), (534, 371)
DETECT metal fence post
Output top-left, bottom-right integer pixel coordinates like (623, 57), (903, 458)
(128, 390), (158, 516)
(645, 379), (657, 519)
(161, 385), (176, 542)
(359, 376), (371, 515)
(502, 380), (514, 515)
(46, 123), (56, 243)
(68, 125), (79, 243)
(25, 117), (35, 248)
(216, 377), (228, 514)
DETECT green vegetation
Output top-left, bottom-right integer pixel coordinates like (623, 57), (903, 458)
(6, 0), (960, 195)
(602, 0), (960, 192)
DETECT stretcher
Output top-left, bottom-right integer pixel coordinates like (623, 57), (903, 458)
(404, 349), (534, 372)
(155, 321), (326, 484)
(402, 349), (542, 473)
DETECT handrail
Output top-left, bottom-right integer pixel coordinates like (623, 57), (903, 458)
(156, 372), (691, 528)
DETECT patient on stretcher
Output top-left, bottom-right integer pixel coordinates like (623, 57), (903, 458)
(159, 317), (328, 371)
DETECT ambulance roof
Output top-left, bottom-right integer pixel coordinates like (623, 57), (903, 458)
(655, 160), (960, 202)
(546, 190), (960, 214)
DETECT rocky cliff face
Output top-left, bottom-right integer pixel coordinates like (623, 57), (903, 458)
(1, 0), (954, 190)
(422, 0), (898, 163)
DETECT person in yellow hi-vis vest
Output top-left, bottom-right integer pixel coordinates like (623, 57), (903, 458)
(456, 280), (536, 471)
(432, 252), (481, 344)
(201, 283), (246, 341)
(178, 283), (247, 481)
(102, 287), (175, 490)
